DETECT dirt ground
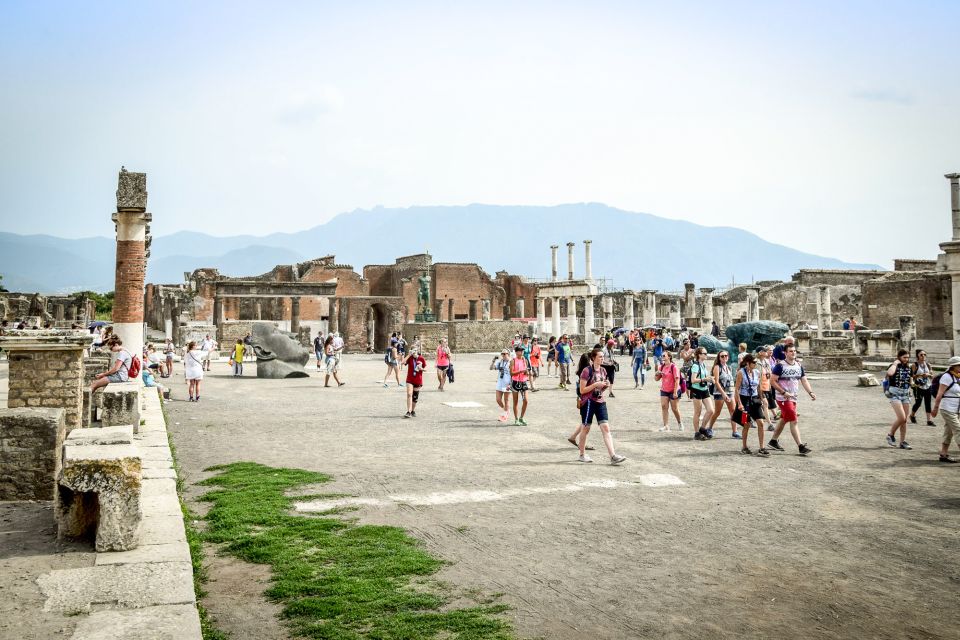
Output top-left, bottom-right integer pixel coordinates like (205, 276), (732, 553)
(146, 353), (960, 638)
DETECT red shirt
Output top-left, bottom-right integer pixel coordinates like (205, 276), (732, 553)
(406, 355), (426, 386)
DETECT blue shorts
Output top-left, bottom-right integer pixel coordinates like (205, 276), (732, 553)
(580, 399), (609, 426)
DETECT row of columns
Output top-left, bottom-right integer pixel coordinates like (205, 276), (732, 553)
(550, 241), (594, 282)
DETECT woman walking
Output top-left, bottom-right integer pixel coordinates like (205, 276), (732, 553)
(885, 349), (914, 449)
(163, 338), (175, 378)
(689, 348), (715, 436)
(546, 337), (557, 377)
(383, 337), (401, 387)
(709, 351), (739, 439)
(324, 335), (344, 387)
(632, 338), (648, 389)
(734, 354), (768, 455)
(656, 351), (683, 432)
(402, 348), (426, 418)
(314, 333), (324, 371)
(568, 351), (596, 450)
(510, 345), (530, 425)
(183, 340), (207, 402)
(930, 355), (960, 463)
(490, 349), (512, 422)
(909, 349), (935, 426)
(576, 349), (627, 464)
(435, 338), (451, 391)
(601, 339), (618, 398)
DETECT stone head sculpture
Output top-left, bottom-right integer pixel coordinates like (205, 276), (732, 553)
(251, 323), (309, 379)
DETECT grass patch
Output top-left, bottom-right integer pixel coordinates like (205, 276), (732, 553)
(197, 462), (515, 640)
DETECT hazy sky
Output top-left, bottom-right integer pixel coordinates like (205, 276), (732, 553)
(1, 1), (958, 266)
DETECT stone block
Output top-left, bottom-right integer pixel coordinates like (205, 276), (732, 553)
(57, 443), (142, 552)
(65, 425), (134, 446)
(116, 170), (148, 210)
(69, 604), (201, 640)
(37, 562), (194, 613)
(0, 408), (65, 500)
(100, 382), (141, 430)
(802, 354), (864, 372)
(858, 374), (879, 387)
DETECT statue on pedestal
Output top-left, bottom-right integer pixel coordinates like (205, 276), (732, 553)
(415, 272), (435, 322)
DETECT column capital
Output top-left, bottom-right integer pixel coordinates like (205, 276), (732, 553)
(946, 173), (960, 180)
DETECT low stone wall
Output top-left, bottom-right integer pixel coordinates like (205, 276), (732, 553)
(100, 382), (141, 430)
(403, 322), (448, 351)
(217, 320), (279, 349)
(802, 355), (864, 372)
(449, 321), (530, 352)
(914, 339), (953, 364)
(6, 346), (84, 434)
(180, 323), (217, 349)
(0, 408), (65, 500)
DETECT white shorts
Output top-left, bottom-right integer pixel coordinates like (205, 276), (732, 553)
(496, 382), (511, 393)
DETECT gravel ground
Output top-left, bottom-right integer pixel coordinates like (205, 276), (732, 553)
(111, 353), (960, 638)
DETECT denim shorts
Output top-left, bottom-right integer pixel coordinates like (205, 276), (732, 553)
(889, 386), (912, 404)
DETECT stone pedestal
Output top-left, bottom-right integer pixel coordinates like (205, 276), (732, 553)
(100, 382), (141, 431)
(0, 408), (65, 500)
(816, 286), (832, 336)
(0, 331), (91, 435)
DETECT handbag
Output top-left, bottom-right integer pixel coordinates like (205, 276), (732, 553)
(447, 361), (455, 383)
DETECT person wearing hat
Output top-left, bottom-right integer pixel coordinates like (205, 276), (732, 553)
(489, 348), (512, 422)
(930, 355), (960, 463)
(510, 345), (531, 425)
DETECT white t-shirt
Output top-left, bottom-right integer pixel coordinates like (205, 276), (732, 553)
(184, 349), (208, 380)
(939, 374), (960, 414)
(147, 351), (161, 365)
(200, 339), (215, 352)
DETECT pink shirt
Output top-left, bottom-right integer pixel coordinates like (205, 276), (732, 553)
(436, 346), (450, 367)
(659, 362), (680, 393)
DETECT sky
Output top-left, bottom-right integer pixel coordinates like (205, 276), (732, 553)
(0, 0), (958, 267)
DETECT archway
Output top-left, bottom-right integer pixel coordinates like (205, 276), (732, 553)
(370, 303), (392, 351)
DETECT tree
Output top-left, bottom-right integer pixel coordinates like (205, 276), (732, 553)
(0, 274), (7, 293)
(77, 291), (114, 319)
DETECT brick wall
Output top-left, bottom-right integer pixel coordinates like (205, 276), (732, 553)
(7, 349), (84, 433)
(449, 321), (531, 352)
(862, 275), (949, 339)
(113, 240), (146, 323)
(0, 408), (65, 500)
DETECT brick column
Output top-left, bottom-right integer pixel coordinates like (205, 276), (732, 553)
(111, 169), (151, 359)
(0, 331), (91, 435)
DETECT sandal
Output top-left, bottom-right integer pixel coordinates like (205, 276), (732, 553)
(567, 437), (594, 450)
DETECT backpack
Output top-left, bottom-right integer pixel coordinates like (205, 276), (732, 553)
(384, 347), (392, 363)
(578, 367), (607, 408)
(447, 361), (455, 383)
(127, 353), (141, 380)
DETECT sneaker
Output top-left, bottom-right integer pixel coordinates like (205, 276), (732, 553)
(886, 434), (896, 447)
(657, 426), (670, 432)
(899, 441), (912, 450)
(610, 454), (627, 465)
(518, 418), (528, 426)
(927, 420), (936, 426)
(798, 443), (812, 455)
(909, 414), (917, 424)
(383, 383), (388, 388)
(939, 455), (958, 463)
(577, 454), (593, 463)
(705, 428), (714, 439)
(498, 414), (507, 422)
(609, 392), (616, 398)
(403, 412), (411, 418)
(768, 439), (785, 451)
(741, 447), (752, 455)
(678, 423), (685, 432)
(514, 419), (520, 426)
(766, 424), (774, 432)
(694, 432), (705, 441)
(758, 448), (770, 456)
(731, 432), (741, 439)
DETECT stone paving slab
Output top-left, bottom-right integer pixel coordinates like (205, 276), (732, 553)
(66, 425), (134, 445)
(142, 467), (177, 480)
(142, 478), (177, 499)
(140, 514), (187, 545)
(95, 541), (191, 566)
(140, 487), (182, 518)
(37, 561), (195, 612)
(141, 458), (174, 470)
(135, 432), (171, 448)
(139, 445), (173, 462)
(70, 604), (201, 640)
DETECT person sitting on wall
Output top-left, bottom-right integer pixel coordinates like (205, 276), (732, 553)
(90, 337), (133, 393)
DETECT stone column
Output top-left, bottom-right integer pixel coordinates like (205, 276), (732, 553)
(669, 300), (681, 328)
(551, 245), (559, 282)
(254, 300), (263, 321)
(111, 169), (151, 360)
(816, 286), (832, 336)
(566, 295), (578, 336)
(551, 297), (561, 337)
(516, 297), (525, 318)
(536, 297), (546, 335)
(700, 288), (714, 331)
(684, 283), (697, 326)
(746, 287), (761, 322)
(641, 291), (656, 326)
(584, 296), (595, 337)
(329, 298), (339, 332)
(624, 293), (635, 329)
(54, 304), (64, 322)
(584, 240), (593, 281)
(171, 301), (181, 346)
(468, 299), (478, 321)
(290, 297), (301, 333)
(899, 315), (917, 352)
(213, 295), (223, 327)
(482, 299), (491, 321)
(0, 331), (91, 438)
(947, 173), (960, 240)
(714, 300), (726, 329)
(448, 299), (455, 321)
(602, 296), (614, 328)
(566, 242), (576, 280)
(434, 299), (443, 322)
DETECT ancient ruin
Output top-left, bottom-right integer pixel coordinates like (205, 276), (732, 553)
(250, 323), (311, 378)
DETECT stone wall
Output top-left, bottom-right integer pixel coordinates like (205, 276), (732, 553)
(449, 321), (531, 352)
(217, 320), (279, 348)
(893, 259), (937, 272)
(403, 322), (449, 351)
(862, 273), (949, 340)
(761, 282), (861, 328)
(792, 269), (887, 286)
(7, 349), (84, 433)
(0, 408), (65, 500)
(181, 324), (218, 349)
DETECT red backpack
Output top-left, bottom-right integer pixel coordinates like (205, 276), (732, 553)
(127, 353), (142, 380)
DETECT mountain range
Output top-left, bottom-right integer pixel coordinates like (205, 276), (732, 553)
(0, 203), (884, 294)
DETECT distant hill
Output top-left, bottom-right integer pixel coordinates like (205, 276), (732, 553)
(0, 204), (884, 293)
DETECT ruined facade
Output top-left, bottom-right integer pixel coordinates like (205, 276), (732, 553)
(0, 292), (96, 326)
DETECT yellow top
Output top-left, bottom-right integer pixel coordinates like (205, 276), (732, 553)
(233, 344), (245, 361)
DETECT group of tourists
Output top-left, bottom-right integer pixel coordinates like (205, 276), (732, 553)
(380, 332), (452, 418)
(314, 331), (346, 387)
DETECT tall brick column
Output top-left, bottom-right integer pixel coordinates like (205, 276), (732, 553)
(111, 169), (151, 359)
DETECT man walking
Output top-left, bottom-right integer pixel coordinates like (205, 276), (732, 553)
(556, 334), (572, 389)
